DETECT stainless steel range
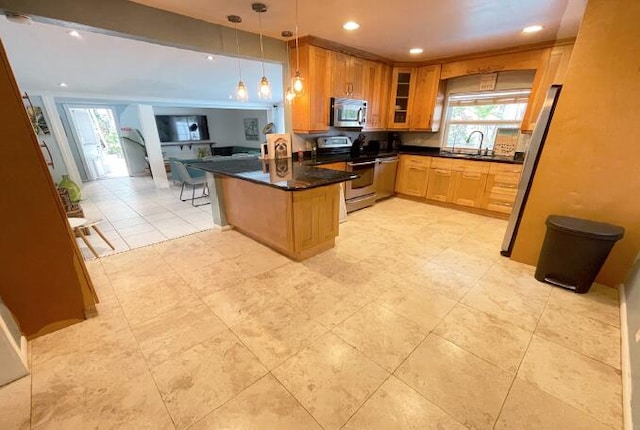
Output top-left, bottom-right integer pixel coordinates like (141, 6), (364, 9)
(316, 136), (377, 212)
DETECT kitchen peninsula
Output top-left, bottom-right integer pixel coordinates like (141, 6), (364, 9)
(190, 157), (356, 261)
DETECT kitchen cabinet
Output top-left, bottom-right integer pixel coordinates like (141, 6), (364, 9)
(426, 157), (456, 202)
(363, 61), (391, 130)
(440, 50), (544, 80)
(330, 52), (365, 99)
(387, 67), (415, 129)
(291, 45), (331, 134)
(395, 154), (431, 197)
(451, 160), (490, 208)
(410, 65), (445, 131)
(521, 44), (574, 132)
(482, 162), (523, 214)
(387, 66), (445, 131)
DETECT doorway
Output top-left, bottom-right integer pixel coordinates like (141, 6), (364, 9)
(64, 105), (130, 180)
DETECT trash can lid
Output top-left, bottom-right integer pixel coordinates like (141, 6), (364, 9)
(546, 215), (625, 240)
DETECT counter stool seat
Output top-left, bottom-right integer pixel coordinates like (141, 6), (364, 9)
(68, 217), (115, 258)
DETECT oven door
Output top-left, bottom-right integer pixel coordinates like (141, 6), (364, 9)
(345, 160), (376, 199)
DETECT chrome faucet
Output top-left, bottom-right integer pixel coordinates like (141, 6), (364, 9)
(466, 131), (485, 155)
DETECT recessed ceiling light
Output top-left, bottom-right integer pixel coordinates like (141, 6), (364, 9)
(409, 48), (424, 55)
(343, 21), (360, 31)
(67, 29), (81, 38)
(522, 25), (543, 33)
(206, 55), (214, 61)
(58, 82), (68, 87)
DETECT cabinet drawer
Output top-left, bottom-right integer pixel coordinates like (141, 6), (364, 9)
(492, 174), (520, 186)
(463, 160), (491, 174)
(318, 162), (347, 171)
(400, 154), (431, 168)
(489, 163), (523, 174)
(431, 157), (453, 170)
(487, 201), (514, 214)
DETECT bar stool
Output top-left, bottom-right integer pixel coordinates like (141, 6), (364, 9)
(68, 217), (115, 258)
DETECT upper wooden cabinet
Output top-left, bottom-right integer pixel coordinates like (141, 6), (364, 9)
(363, 61), (391, 131)
(330, 52), (365, 99)
(387, 65), (445, 131)
(440, 50), (544, 80)
(290, 45), (331, 134)
(520, 44), (574, 132)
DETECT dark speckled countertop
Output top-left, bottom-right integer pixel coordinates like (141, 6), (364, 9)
(399, 145), (524, 164)
(188, 157), (357, 191)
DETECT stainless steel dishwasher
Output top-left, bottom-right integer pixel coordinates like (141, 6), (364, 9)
(374, 156), (399, 200)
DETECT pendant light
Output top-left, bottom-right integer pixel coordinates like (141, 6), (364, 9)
(228, 15), (248, 102)
(252, 3), (271, 100)
(292, 0), (303, 95)
(282, 31), (295, 103)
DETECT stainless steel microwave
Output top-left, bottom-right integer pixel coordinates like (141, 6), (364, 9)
(330, 97), (367, 128)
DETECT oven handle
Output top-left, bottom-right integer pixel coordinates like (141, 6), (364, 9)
(347, 160), (377, 167)
(377, 157), (399, 164)
(357, 108), (365, 125)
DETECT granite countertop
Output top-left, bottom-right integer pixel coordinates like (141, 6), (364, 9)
(399, 145), (525, 164)
(188, 157), (357, 191)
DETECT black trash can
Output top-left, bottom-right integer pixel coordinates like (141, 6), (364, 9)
(534, 215), (624, 293)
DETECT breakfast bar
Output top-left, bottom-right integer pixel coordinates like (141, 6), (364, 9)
(189, 157), (356, 261)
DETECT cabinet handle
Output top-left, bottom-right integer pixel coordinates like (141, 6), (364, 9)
(435, 169), (450, 175)
(462, 172), (481, 179)
(492, 201), (513, 207)
(495, 183), (517, 188)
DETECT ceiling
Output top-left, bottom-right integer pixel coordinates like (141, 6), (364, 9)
(128, 0), (587, 61)
(0, 17), (283, 105)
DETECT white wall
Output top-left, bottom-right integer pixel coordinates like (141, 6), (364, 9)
(401, 70), (536, 147)
(151, 106), (270, 158)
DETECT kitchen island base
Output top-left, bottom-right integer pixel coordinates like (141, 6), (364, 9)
(220, 176), (340, 261)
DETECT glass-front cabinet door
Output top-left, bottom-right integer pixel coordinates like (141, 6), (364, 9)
(388, 67), (415, 129)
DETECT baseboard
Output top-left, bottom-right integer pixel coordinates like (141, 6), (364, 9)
(619, 284), (634, 430)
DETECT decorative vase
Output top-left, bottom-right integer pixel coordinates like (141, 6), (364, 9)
(58, 175), (81, 203)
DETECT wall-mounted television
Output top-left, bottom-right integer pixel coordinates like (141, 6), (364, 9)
(155, 115), (210, 142)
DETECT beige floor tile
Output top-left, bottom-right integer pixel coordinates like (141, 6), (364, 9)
(31, 329), (155, 428)
(202, 277), (284, 326)
(403, 261), (480, 301)
(30, 299), (129, 366)
(108, 267), (185, 296)
(180, 259), (249, 297)
(289, 278), (372, 328)
(344, 376), (467, 430)
(33, 372), (174, 430)
(190, 375), (321, 430)
(230, 246), (291, 276)
(232, 299), (329, 369)
(255, 261), (330, 298)
(151, 330), (267, 429)
(376, 284), (456, 331)
(429, 248), (492, 278)
(396, 334), (514, 430)
(333, 302), (426, 372)
(547, 284), (620, 327)
(273, 333), (388, 430)
(462, 279), (549, 331)
(154, 234), (227, 273)
(0, 375), (31, 430)
(116, 276), (201, 326)
(495, 378), (614, 430)
(434, 303), (532, 372)
(132, 303), (228, 367)
(535, 303), (620, 369)
(517, 336), (622, 429)
(90, 273), (118, 303)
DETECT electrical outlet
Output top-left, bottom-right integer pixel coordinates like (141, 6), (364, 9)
(635, 328), (640, 343)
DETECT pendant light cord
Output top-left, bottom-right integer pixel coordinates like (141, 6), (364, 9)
(235, 23), (242, 80)
(258, 11), (266, 76)
(295, 0), (300, 72)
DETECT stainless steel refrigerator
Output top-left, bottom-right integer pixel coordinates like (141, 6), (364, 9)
(501, 84), (563, 256)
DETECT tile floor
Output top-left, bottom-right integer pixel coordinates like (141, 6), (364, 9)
(74, 177), (213, 259)
(1, 198), (623, 430)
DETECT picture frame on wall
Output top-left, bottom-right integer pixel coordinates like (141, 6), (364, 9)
(266, 133), (292, 160)
(243, 117), (260, 141)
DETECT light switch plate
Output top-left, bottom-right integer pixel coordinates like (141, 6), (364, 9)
(635, 328), (640, 343)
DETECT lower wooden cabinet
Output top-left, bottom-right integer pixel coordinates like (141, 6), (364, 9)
(395, 155), (431, 197)
(452, 171), (488, 207)
(426, 168), (455, 202)
(395, 153), (522, 217)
